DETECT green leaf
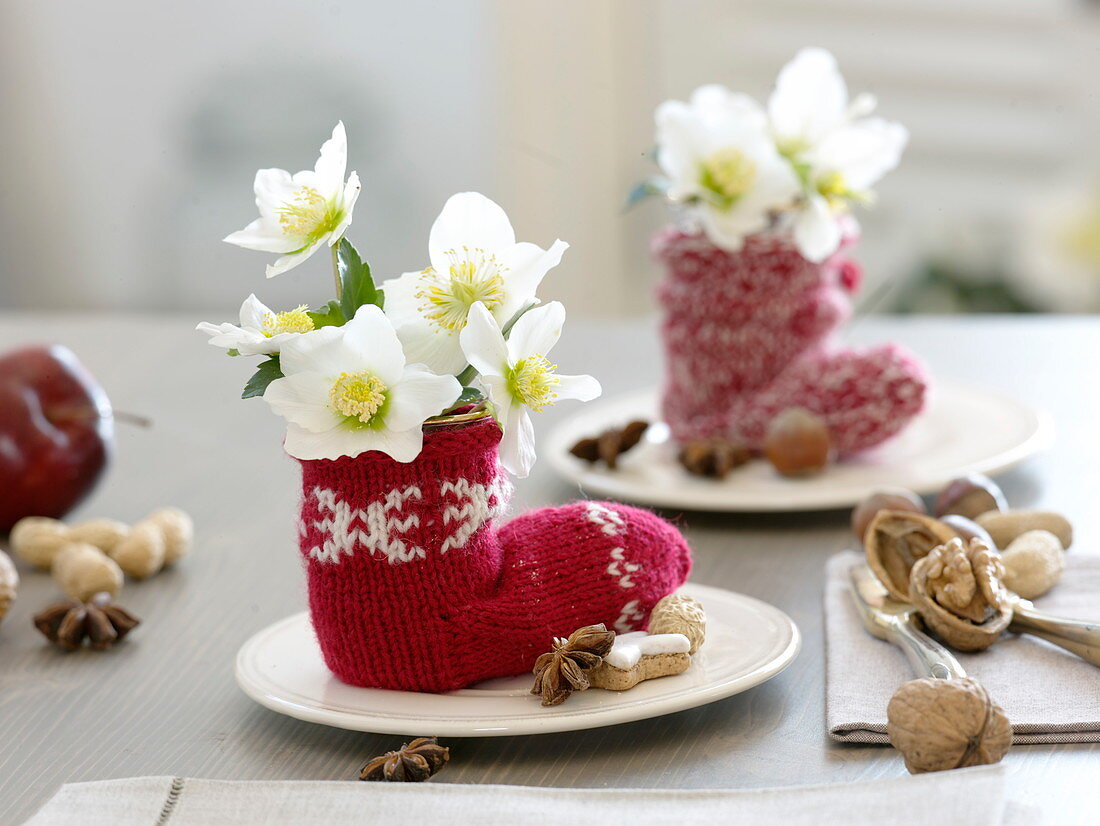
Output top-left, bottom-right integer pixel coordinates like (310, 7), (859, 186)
(226, 348), (241, 357)
(336, 237), (384, 319)
(307, 300), (345, 329)
(624, 176), (669, 212)
(242, 356), (284, 399)
(441, 386), (486, 416)
(455, 386), (484, 406)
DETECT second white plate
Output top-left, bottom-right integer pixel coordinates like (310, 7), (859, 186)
(235, 583), (799, 737)
(545, 381), (1052, 512)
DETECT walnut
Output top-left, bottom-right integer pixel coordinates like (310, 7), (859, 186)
(864, 511), (958, 601)
(0, 549), (18, 625)
(1001, 530), (1064, 599)
(531, 624), (615, 706)
(359, 737), (449, 782)
(648, 593), (706, 654)
(909, 537), (1012, 651)
(887, 677), (1011, 774)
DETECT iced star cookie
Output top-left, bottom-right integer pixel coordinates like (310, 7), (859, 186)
(588, 630), (691, 690)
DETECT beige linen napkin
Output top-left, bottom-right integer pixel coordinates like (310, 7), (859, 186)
(23, 768), (1013, 826)
(826, 550), (1100, 744)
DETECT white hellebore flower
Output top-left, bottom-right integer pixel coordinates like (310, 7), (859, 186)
(196, 294), (316, 356)
(656, 84), (800, 252)
(224, 121), (361, 278)
(383, 192), (568, 375)
(460, 301), (600, 477)
(263, 305), (461, 462)
(768, 47), (908, 262)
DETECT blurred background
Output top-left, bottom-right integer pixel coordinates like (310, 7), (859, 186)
(2, 0), (1099, 317)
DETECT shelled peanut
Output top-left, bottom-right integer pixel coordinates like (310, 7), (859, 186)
(9, 507), (194, 599)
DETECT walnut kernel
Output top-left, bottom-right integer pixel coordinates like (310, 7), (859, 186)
(909, 537), (1012, 651)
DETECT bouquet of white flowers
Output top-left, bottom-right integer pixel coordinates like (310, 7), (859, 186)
(198, 123), (600, 477)
(639, 47), (907, 263)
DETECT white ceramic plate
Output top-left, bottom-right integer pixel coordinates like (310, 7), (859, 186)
(235, 583), (799, 737)
(545, 381), (1052, 513)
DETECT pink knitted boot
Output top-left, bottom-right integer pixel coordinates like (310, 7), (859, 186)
(297, 418), (691, 692)
(654, 226), (928, 455)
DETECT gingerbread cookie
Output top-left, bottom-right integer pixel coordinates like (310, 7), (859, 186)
(588, 631), (691, 690)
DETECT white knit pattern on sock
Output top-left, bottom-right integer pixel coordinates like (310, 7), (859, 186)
(438, 476), (511, 554)
(614, 599), (648, 633)
(308, 484), (425, 564)
(306, 475), (512, 565)
(584, 502), (625, 537)
(585, 503), (644, 591)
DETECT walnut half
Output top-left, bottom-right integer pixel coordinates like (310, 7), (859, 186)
(909, 537), (1012, 651)
(864, 510), (959, 602)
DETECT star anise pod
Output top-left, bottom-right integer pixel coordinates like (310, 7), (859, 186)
(359, 737), (449, 782)
(33, 592), (140, 651)
(678, 438), (752, 479)
(570, 421), (649, 469)
(531, 623), (615, 706)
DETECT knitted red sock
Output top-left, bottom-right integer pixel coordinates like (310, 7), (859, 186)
(297, 419), (692, 692)
(727, 344), (930, 455)
(654, 226), (928, 455)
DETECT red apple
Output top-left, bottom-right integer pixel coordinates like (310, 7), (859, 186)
(0, 345), (114, 532)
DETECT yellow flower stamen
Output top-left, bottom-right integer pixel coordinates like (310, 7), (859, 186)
(278, 185), (342, 242)
(816, 171), (873, 211)
(776, 136), (811, 161)
(507, 354), (559, 412)
(1060, 204), (1100, 268)
(261, 305), (314, 337)
(414, 247), (507, 332)
(329, 371), (388, 426)
(699, 148), (758, 210)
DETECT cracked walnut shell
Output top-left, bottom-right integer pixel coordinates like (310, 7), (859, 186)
(909, 537), (1012, 651)
(864, 510), (959, 602)
(888, 677), (1012, 774)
